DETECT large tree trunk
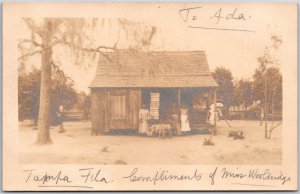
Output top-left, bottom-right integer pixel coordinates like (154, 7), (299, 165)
(36, 20), (54, 144)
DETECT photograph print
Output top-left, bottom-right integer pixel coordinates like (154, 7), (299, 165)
(2, 2), (297, 191)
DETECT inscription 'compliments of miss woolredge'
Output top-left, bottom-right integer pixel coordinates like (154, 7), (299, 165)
(123, 168), (202, 185)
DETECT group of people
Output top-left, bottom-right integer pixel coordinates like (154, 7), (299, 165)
(138, 104), (191, 136)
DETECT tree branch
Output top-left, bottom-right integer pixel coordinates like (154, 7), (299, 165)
(61, 39), (118, 62)
(51, 61), (71, 81)
(63, 39), (116, 52)
(18, 39), (42, 47)
(268, 121), (282, 139)
(18, 40), (60, 61)
(18, 50), (41, 61)
(22, 18), (43, 37)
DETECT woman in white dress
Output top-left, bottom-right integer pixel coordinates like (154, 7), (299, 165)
(139, 105), (149, 135)
(180, 107), (191, 132)
(209, 107), (216, 125)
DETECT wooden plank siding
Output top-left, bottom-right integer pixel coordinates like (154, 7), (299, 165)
(91, 89), (142, 133)
(130, 89), (141, 129)
(91, 90), (106, 135)
(108, 89), (128, 129)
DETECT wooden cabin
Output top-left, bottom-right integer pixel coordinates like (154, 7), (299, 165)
(89, 51), (218, 135)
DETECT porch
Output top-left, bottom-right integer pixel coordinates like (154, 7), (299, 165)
(141, 88), (217, 130)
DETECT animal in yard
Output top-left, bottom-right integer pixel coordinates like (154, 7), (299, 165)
(234, 131), (245, 140)
(228, 131), (236, 137)
(149, 123), (172, 137)
(91, 128), (102, 136)
(148, 125), (155, 136)
(203, 138), (214, 145)
(160, 123), (172, 137)
(147, 119), (159, 136)
(228, 130), (245, 140)
(101, 146), (109, 152)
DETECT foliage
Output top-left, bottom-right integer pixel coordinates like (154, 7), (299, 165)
(18, 68), (77, 124)
(18, 68), (40, 124)
(256, 35), (282, 139)
(213, 64), (282, 115)
(212, 67), (234, 107)
(76, 92), (91, 119)
(252, 64), (282, 113)
(19, 18), (158, 66)
(233, 79), (253, 107)
(266, 67), (282, 113)
(252, 63), (266, 102)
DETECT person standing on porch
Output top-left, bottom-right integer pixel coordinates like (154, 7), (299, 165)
(171, 103), (181, 135)
(139, 104), (149, 135)
(180, 106), (191, 133)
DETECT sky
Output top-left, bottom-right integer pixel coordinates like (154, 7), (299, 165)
(18, 3), (296, 93)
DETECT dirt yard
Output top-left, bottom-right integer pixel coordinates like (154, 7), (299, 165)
(19, 120), (282, 165)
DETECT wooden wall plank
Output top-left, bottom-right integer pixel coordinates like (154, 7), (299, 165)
(131, 89), (141, 129)
(93, 89), (142, 132)
(91, 90), (106, 135)
(91, 92), (98, 135)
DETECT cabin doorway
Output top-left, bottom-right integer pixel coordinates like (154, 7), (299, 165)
(109, 90), (128, 129)
(160, 89), (177, 120)
(142, 88), (178, 121)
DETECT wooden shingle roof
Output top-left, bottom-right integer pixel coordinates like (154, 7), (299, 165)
(89, 50), (218, 88)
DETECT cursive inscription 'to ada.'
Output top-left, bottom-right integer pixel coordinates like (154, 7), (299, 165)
(179, 7), (254, 33)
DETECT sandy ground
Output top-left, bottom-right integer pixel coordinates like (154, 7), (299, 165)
(19, 120), (282, 165)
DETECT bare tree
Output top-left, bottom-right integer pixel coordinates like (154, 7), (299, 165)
(19, 18), (157, 144)
(256, 35), (282, 139)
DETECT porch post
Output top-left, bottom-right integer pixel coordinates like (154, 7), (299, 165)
(206, 91), (211, 123)
(91, 90), (97, 135)
(177, 88), (181, 110)
(213, 88), (217, 126)
(105, 89), (109, 132)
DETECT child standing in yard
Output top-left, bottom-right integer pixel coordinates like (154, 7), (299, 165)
(57, 105), (65, 133)
(139, 104), (149, 135)
(260, 107), (264, 126)
(208, 107), (217, 135)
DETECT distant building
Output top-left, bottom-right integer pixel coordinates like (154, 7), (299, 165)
(89, 50), (218, 134)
